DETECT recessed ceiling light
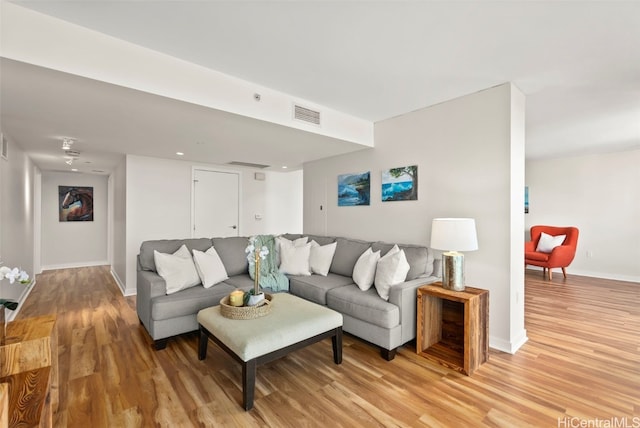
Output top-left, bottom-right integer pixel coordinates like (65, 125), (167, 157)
(62, 138), (75, 151)
(282, 166), (288, 169)
(176, 152), (184, 156)
(71, 168), (78, 172)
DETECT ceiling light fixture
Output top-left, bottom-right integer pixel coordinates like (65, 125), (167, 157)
(65, 158), (73, 165)
(176, 152), (184, 156)
(282, 166), (288, 169)
(62, 138), (75, 151)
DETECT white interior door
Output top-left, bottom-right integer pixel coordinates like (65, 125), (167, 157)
(193, 169), (240, 238)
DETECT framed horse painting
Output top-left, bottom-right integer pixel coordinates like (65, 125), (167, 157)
(59, 186), (94, 222)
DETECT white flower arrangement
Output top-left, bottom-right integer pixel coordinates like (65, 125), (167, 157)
(1, 266), (31, 310)
(244, 237), (270, 263)
(0, 266), (30, 284)
(245, 237), (270, 298)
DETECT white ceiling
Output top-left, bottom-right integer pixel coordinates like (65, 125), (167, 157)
(2, 1), (639, 174)
(1, 58), (367, 173)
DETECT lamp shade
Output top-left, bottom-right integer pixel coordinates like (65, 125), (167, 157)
(430, 218), (478, 252)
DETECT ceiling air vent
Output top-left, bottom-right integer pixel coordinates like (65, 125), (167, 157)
(65, 150), (81, 158)
(227, 161), (270, 169)
(293, 104), (321, 126)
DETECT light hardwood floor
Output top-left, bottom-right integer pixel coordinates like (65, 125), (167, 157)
(15, 267), (639, 427)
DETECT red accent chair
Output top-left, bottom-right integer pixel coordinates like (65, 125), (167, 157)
(525, 225), (579, 280)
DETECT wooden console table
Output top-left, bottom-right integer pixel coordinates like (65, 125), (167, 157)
(0, 315), (57, 428)
(417, 283), (489, 375)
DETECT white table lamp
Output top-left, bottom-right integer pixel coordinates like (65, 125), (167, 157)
(430, 218), (478, 291)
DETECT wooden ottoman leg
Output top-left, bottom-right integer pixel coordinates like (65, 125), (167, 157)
(242, 359), (257, 411)
(332, 327), (343, 364)
(198, 325), (208, 360)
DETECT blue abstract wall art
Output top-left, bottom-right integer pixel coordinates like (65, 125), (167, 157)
(338, 171), (370, 206)
(381, 165), (418, 202)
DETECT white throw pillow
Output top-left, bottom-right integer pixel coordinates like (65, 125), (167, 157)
(374, 245), (410, 301)
(276, 236), (309, 266)
(279, 242), (312, 276)
(192, 246), (229, 288)
(536, 232), (566, 253)
(309, 241), (337, 276)
(154, 245), (201, 295)
(353, 247), (381, 291)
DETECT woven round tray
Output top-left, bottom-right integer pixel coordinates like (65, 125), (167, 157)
(219, 293), (272, 320)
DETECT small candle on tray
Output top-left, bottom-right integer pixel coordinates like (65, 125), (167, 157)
(229, 290), (244, 307)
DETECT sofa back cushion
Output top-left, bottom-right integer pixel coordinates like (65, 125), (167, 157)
(211, 236), (250, 276)
(330, 238), (372, 277)
(372, 241), (434, 280)
(305, 235), (337, 246)
(281, 233), (303, 241)
(139, 238), (213, 272)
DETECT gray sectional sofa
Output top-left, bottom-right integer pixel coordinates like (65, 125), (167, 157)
(136, 234), (440, 360)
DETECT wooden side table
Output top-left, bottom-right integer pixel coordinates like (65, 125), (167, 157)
(0, 315), (57, 428)
(417, 282), (489, 375)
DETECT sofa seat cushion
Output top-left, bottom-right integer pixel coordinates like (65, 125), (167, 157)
(326, 285), (400, 329)
(525, 251), (549, 262)
(151, 283), (234, 321)
(289, 273), (355, 305)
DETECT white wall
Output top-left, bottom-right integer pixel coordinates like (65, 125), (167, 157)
(0, 133), (37, 318)
(40, 172), (109, 269)
(237, 168), (304, 237)
(123, 155), (303, 295)
(265, 170), (304, 234)
(526, 149), (640, 282)
(110, 159), (127, 290)
(304, 83), (527, 353)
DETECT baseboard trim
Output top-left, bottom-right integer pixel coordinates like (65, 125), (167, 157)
(41, 260), (109, 271)
(110, 269), (135, 296)
(527, 266), (639, 283)
(568, 269), (639, 284)
(490, 330), (528, 354)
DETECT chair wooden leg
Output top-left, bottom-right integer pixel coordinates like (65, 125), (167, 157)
(548, 269), (552, 280)
(562, 267), (567, 278)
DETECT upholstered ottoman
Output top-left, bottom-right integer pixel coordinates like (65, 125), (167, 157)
(197, 293), (343, 410)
